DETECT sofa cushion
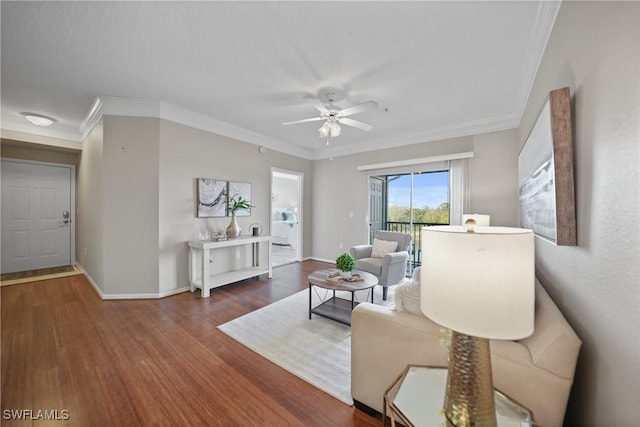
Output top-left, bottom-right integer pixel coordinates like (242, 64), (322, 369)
(371, 239), (398, 258)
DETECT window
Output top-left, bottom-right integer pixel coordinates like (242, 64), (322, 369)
(387, 171), (450, 225)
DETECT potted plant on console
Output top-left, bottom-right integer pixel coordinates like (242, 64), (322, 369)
(335, 252), (356, 278)
(225, 194), (254, 239)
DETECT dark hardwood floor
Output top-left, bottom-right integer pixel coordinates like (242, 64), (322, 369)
(1, 260), (381, 426)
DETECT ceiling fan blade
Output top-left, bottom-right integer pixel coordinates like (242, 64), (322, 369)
(308, 99), (330, 115)
(338, 100), (378, 117)
(302, 94), (330, 115)
(339, 117), (373, 131)
(282, 116), (325, 125)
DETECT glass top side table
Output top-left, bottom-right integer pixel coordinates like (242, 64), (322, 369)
(383, 365), (534, 427)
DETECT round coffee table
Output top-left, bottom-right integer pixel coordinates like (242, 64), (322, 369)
(307, 269), (378, 325)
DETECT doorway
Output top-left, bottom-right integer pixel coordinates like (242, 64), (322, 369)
(368, 170), (450, 270)
(1, 159), (75, 274)
(270, 169), (303, 267)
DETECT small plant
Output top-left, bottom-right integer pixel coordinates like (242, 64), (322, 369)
(335, 252), (355, 272)
(226, 194), (254, 214)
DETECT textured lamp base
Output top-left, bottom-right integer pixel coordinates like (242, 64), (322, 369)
(443, 332), (497, 427)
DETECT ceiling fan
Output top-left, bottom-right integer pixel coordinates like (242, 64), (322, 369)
(282, 92), (377, 138)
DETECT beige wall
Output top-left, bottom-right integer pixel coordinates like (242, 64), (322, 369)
(76, 120), (105, 291)
(311, 130), (519, 261)
(468, 129), (519, 225)
(158, 119), (313, 294)
(102, 116), (160, 296)
(517, 2), (639, 425)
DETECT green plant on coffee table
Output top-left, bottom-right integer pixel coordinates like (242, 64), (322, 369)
(335, 252), (355, 272)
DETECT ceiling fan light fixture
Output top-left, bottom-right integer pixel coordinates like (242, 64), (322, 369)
(330, 122), (341, 137)
(318, 122), (330, 138)
(21, 112), (56, 127)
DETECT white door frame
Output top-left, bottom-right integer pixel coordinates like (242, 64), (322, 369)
(270, 167), (303, 263)
(1, 157), (76, 270)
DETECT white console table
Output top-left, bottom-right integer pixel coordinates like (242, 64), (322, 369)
(188, 235), (272, 298)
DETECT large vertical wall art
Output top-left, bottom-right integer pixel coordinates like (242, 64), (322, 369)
(518, 87), (576, 246)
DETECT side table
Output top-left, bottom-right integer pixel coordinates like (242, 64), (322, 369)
(383, 365), (533, 427)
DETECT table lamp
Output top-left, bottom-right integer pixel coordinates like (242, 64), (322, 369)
(462, 213), (490, 226)
(420, 224), (534, 427)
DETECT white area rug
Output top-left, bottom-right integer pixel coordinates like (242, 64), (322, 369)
(218, 285), (395, 405)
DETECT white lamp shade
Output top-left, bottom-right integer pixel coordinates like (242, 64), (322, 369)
(420, 226), (535, 340)
(462, 214), (490, 226)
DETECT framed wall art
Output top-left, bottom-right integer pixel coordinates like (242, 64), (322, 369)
(228, 181), (252, 217)
(197, 178), (227, 218)
(518, 87), (576, 246)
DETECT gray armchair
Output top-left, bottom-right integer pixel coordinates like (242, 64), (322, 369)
(350, 231), (412, 301)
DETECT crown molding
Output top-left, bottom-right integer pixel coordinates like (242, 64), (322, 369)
(155, 100), (314, 159)
(3, 100), (521, 161)
(76, 96), (314, 160)
(4, 96), (316, 158)
(312, 111), (520, 160)
(513, 0), (562, 125)
(79, 97), (104, 140)
(0, 119), (84, 149)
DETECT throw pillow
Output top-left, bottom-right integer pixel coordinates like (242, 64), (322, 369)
(393, 267), (425, 317)
(371, 239), (398, 258)
(282, 211), (296, 221)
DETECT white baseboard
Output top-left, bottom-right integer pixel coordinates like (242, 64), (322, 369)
(75, 262), (104, 298)
(75, 262), (189, 300)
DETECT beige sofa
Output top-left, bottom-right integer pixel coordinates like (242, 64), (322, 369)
(351, 277), (581, 427)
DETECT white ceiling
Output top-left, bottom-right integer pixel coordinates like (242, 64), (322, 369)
(1, 1), (560, 160)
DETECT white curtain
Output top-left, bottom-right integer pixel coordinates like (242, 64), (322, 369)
(449, 158), (470, 225)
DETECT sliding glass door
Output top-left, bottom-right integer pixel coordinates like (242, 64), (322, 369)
(370, 170), (449, 269)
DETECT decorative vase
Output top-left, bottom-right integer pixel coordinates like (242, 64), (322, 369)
(339, 270), (352, 279)
(226, 212), (241, 238)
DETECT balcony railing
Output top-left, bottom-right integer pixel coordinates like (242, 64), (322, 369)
(385, 221), (448, 269)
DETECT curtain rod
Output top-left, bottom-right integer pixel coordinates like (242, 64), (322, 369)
(357, 151), (474, 172)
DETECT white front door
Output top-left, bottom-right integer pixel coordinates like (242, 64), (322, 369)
(1, 160), (73, 274)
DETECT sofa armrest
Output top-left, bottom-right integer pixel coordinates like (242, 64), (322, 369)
(491, 340), (575, 427)
(519, 282), (582, 379)
(351, 303), (449, 413)
(350, 245), (372, 260)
